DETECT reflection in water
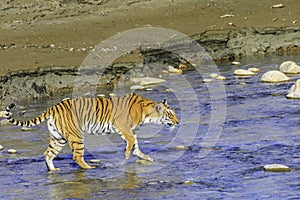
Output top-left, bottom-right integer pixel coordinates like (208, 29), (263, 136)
(47, 171), (92, 200)
(46, 166), (142, 199)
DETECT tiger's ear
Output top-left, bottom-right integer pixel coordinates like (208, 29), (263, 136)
(156, 103), (164, 112)
(162, 98), (168, 105)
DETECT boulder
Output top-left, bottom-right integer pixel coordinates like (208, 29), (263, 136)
(286, 79), (300, 99)
(261, 70), (290, 83)
(234, 69), (255, 76)
(279, 61), (300, 74)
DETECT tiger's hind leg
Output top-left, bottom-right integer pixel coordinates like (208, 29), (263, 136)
(69, 140), (95, 169)
(44, 137), (67, 171)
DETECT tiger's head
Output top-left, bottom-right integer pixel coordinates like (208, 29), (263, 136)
(143, 99), (179, 127)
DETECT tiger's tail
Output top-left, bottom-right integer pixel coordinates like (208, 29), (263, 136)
(5, 103), (49, 127)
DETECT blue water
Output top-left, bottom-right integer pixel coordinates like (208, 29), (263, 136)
(1, 54), (300, 199)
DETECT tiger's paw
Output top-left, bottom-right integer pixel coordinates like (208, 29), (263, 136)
(143, 155), (153, 162)
(48, 167), (61, 172)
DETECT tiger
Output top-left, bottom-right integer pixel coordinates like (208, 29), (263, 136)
(4, 93), (179, 171)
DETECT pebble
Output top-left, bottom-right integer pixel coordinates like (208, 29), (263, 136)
(215, 75), (226, 80)
(136, 159), (152, 165)
(7, 149), (18, 154)
(130, 85), (144, 90)
(183, 180), (196, 185)
(174, 145), (189, 150)
(234, 69), (255, 76)
(261, 70), (290, 83)
(248, 67), (260, 72)
(263, 164), (291, 172)
(0, 111), (6, 118)
(203, 78), (214, 83)
(89, 159), (101, 163)
(0, 145), (3, 150)
(209, 73), (219, 78)
(271, 4), (284, 9)
(167, 65), (182, 74)
(130, 77), (166, 86)
(232, 61), (241, 65)
(21, 127), (33, 131)
(97, 94), (105, 98)
(220, 14), (235, 18)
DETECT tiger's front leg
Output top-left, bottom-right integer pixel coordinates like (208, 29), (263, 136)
(132, 134), (153, 162)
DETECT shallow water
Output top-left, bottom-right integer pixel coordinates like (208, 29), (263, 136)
(1, 54), (300, 199)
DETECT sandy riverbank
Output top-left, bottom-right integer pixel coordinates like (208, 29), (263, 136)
(1, 0), (299, 76)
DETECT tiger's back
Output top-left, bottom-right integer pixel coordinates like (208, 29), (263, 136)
(5, 93), (179, 170)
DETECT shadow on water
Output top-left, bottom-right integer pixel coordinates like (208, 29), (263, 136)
(1, 54), (300, 199)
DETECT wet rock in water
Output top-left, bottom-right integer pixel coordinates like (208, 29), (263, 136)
(0, 111), (6, 118)
(7, 149), (18, 154)
(136, 159), (152, 165)
(203, 78), (214, 83)
(208, 73), (226, 80)
(232, 61), (241, 65)
(0, 119), (10, 125)
(89, 159), (101, 163)
(234, 69), (255, 76)
(130, 85), (145, 90)
(0, 144), (3, 150)
(248, 67), (260, 72)
(286, 79), (300, 99)
(182, 180), (196, 185)
(279, 61), (300, 74)
(21, 127), (33, 131)
(261, 70), (290, 83)
(215, 75), (226, 80)
(263, 164), (291, 172)
(130, 77), (166, 86)
(167, 65), (183, 74)
(209, 73), (219, 78)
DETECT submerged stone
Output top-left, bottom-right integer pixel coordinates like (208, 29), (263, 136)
(263, 164), (291, 172)
(286, 79), (300, 99)
(261, 70), (290, 83)
(130, 77), (166, 86)
(234, 69), (255, 76)
(279, 61), (300, 74)
(89, 159), (101, 163)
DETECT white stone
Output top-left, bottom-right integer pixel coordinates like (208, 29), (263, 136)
(209, 73), (219, 78)
(286, 79), (300, 99)
(0, 111), (6, 118)
(168, 65), (182, 74)
(0, 145), (3, 150)
(89, 159), (101, 163)
(248, 67), (260, 72)
(130, 77), (166, 86)
(203, 78), (214, 83)
(264, 164), (291, 172)
(232, 61), (240, 65)
(21, 127), (33, 131)
(261, 70), (290, 83)
(216, 75), (226, 80)
(7, 149), (18, 154)
(279, 61), (300, 74)
(234, 69), (255, 76)
(130, 85), (144, 90)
